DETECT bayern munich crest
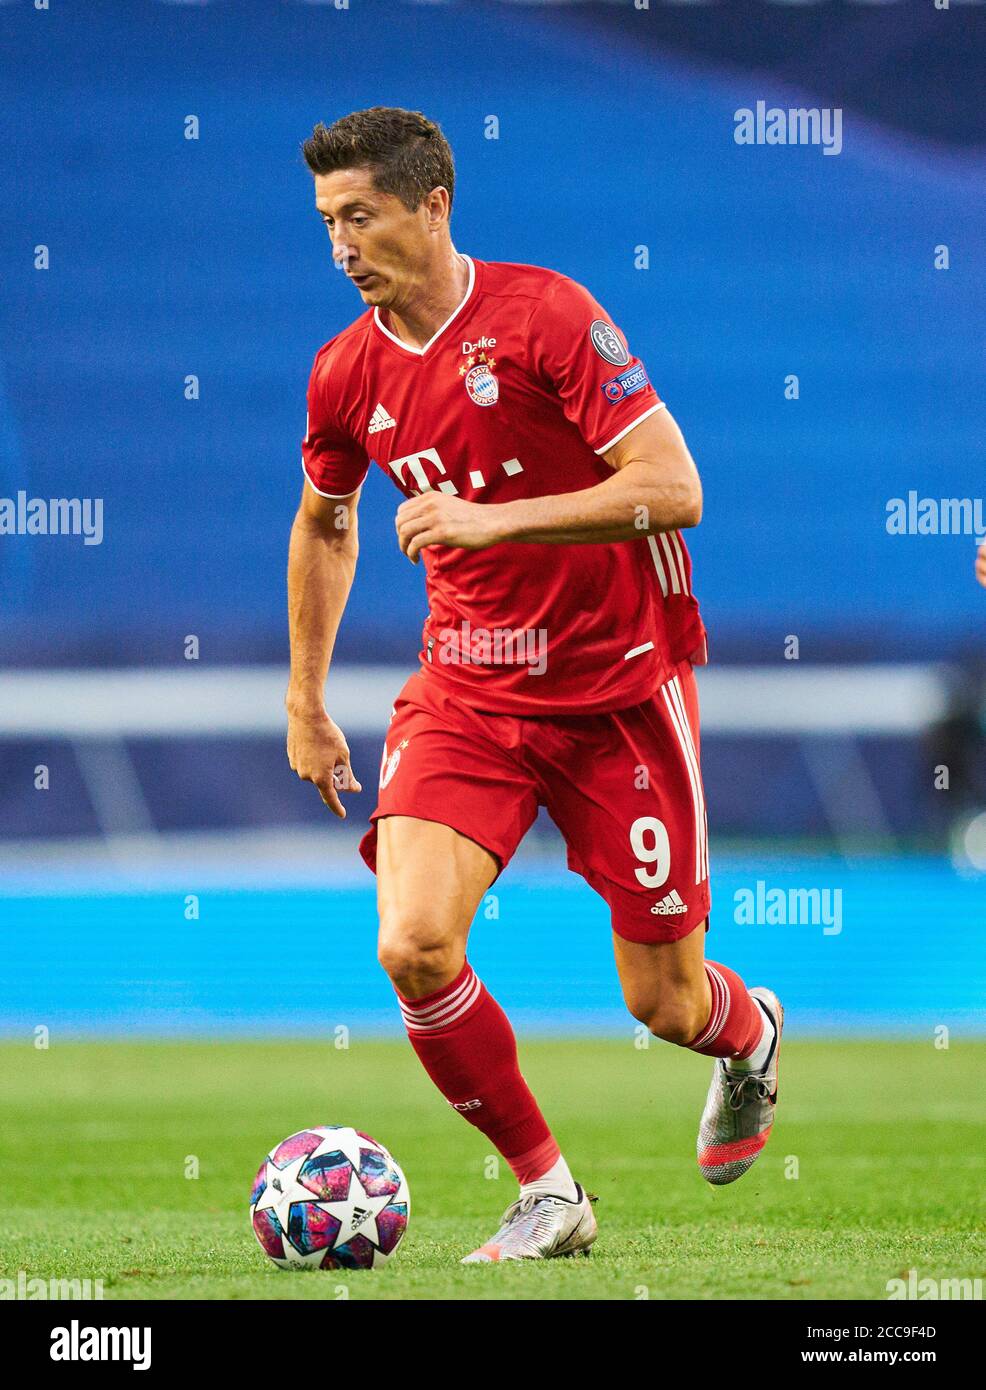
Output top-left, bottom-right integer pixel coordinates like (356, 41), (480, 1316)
(459, 350), (499, 406)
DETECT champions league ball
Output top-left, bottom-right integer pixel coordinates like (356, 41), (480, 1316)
(250, 1126), (410, 1269)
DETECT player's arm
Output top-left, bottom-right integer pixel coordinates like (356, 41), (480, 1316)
(487, 406), (700, 545)
(286, 483), (364, 817)
(395, 408), (701, 560)
(976, 540), (986, 588)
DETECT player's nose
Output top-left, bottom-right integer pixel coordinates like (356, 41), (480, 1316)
(332, 241), (358, 272)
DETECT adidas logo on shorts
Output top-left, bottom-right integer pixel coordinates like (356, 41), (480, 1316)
(651, 889), (688, 916)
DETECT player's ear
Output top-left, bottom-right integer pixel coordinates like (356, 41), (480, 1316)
(425, 186), (451, 230)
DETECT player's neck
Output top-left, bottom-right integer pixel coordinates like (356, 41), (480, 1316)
(383, 249), (470, 350)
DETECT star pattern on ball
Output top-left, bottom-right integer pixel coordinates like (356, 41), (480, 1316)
(311, 1127), (366, 1172)
(252, 1152), (316, 1235)
(304, 1130), (395, 1248)
(315, 1166), (396, 1247)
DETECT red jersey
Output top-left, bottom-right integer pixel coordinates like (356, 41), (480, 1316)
(302, 257), (707, 714)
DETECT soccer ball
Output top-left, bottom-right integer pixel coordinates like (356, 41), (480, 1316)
(250, 1125), (410, 1269)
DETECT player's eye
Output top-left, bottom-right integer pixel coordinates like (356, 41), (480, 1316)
(351, 215), (369, 228)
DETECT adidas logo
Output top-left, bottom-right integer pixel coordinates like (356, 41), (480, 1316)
(368, 403), (396, 434)
(651, 889), (688, 916)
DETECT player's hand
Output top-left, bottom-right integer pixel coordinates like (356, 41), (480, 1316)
(395, 492), (503, 564)
(286, 709), (363, 818)
(976, 541), (986, 588)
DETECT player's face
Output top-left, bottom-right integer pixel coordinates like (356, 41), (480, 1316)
(314, 169), (433, 311)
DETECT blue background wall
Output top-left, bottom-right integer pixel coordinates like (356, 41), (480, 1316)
(2, 0), (984, 663)
(3, 858), (985, 1037)
(1, 1), (984, 1037)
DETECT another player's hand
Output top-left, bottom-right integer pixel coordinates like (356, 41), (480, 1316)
(286, 709), (363, 818)
(976, 541), (986, 588)
(395, 492), (503, 564)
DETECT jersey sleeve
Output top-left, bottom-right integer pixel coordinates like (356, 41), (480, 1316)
(301, 351), (370, 498)
(529, 276), (665, 455)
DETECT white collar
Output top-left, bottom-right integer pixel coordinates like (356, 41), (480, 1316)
(373, 254), (476, 356)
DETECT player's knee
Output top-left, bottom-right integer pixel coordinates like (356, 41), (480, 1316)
(651, 1003), (706, 1046)
(377, 914), (462, 998)
(625, 988), (707, 1046)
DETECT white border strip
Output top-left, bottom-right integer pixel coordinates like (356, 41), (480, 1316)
(0, 664), (952, 737)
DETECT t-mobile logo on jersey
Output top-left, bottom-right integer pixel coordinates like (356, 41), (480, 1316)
(389, 447), (458, 495)
(389, 447), (524, 496)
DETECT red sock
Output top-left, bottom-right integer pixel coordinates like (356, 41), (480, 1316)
(397, 961), (559, 1184)
(685, 961), (764, 1059)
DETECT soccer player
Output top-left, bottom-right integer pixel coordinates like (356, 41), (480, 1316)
(976, 540), (986, 587)
(286, 108), (783, 1262)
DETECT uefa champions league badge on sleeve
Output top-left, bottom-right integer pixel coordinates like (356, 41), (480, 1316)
(589, 319), (630, 367)
(458, 349), (499, 406)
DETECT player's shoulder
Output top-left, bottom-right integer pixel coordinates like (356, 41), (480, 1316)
(479, 259), (589, 307)
(478, 260), (601, 341)
(308, 308), (375, 390)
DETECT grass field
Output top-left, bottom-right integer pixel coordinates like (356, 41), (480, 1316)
(2, 1039), (983, 1301)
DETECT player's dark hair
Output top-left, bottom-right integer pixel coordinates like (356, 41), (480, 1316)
(302, 107), (455, 213)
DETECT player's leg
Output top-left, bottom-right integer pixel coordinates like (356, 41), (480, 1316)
(613, 924), (765, 1058)
(375, 812), (493, 998)
(611, 914), (710, 1045)
(375, 815), (553, 1175)
(360, 676), (597, 1258)
(612, 924), (783, 1184)
(617, 662), (783, 1185)
(375, 814), (596, 1261)
(535, 660), (783, 1186)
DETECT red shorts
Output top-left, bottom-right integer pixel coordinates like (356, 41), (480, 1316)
(358, 662), (711, 944)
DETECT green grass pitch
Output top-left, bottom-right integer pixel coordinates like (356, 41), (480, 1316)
(2, 1039), (982, 1301)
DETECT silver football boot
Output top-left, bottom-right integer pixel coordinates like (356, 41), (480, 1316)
(697, 986), (783, 1186)
(461, 1184), (597, 1263)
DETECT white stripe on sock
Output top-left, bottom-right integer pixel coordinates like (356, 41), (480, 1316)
(400, 972), (483, 1034)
